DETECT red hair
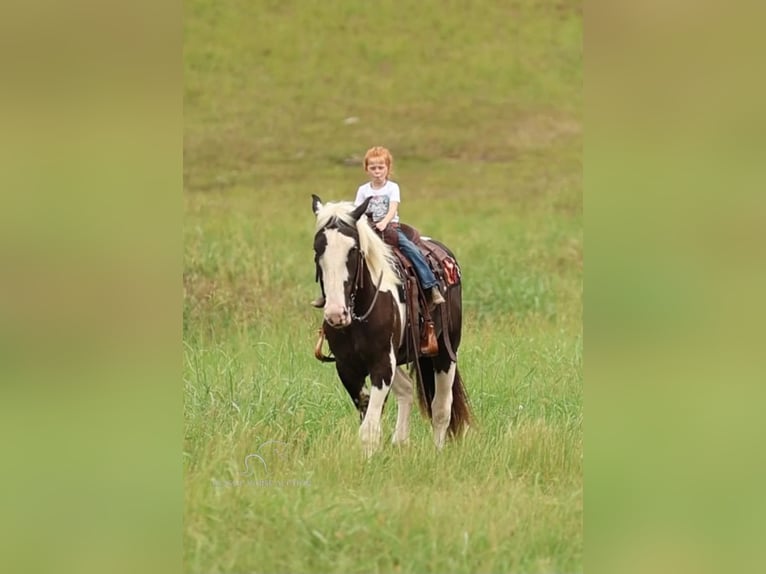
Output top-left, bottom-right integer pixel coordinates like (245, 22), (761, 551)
(363, 146), (393, 173)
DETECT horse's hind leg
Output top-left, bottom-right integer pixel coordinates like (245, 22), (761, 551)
(391, 367), (413, 445)
(431, 360), (456, 449)
(359, 346), (397, 456)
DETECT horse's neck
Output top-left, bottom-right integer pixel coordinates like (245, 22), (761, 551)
(354, 261), (378, 304)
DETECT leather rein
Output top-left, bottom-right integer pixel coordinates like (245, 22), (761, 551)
(348, 249), (384, 322)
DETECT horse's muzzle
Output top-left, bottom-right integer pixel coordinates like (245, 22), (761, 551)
(324, 303), (351, 328)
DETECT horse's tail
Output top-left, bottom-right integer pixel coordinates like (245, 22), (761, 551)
(414, 360), (472, 438)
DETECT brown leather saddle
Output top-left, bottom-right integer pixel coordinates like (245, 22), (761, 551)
(384, 222), (461, 361)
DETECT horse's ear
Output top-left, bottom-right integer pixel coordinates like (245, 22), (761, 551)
(312, 194), (323, 215)
(350, 197), (371, 222)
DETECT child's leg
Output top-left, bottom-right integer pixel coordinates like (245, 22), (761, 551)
(395, 230), (442, 300)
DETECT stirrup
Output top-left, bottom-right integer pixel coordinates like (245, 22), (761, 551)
(314, 327), (335, 362)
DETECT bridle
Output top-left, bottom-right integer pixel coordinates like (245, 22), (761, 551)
(315, 223), (384, 324)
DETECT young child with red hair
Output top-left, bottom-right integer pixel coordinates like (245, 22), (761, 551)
(311, 146), (445, 308)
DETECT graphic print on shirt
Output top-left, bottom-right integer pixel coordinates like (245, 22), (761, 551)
(367, 195), (390, 223)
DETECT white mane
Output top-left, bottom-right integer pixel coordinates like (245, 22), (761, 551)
(315, 201), (401, 289)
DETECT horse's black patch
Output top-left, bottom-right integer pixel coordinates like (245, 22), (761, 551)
(313, 231), (327, 260)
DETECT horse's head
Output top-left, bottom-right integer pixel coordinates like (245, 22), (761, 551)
(312, 195), (372, 328)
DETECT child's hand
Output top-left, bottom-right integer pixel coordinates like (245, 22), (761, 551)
(375, 221), (387, 232)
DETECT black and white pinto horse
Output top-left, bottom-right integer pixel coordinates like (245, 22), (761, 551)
(312, 195), (471, 454)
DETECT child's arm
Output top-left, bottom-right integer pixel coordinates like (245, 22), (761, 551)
(376, 201), (399, 231)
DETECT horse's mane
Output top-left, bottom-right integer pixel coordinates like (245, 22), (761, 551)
(315, 201), (401, 289)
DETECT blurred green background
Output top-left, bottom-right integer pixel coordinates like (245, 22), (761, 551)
(3, 1), (765, 573)
(184, 1), (582, 573)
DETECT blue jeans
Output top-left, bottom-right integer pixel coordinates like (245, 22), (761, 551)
(396, 229), (438, 289)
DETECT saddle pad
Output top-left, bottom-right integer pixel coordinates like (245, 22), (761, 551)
(418, 240), (461, 286)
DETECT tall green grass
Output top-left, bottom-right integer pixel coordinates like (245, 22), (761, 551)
(185, 1), (581, 572)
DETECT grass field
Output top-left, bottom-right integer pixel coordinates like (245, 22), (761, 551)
(184, 1), (582, 572)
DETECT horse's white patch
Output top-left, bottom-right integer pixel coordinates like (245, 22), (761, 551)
(396, 298), (407, 343)
(432, 363), (456, 449)
(391, 365), (414, 445)
(359, 345), (397, 456)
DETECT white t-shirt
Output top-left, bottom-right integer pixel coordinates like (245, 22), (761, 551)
(353, 180), (401, 223)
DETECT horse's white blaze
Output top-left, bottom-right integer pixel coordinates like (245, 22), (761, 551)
(320, 229), (355, 323)
(358, 345), (397, 456)
(432, 362), (456, 449)
(391, 366), (413, 445)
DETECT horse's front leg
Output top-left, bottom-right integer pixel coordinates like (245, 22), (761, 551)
(336, 364), (368, 422)
(391, 367), (413, 445)
(359, 346), (396, 456)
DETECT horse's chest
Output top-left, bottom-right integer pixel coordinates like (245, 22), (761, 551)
(324, 323), (390, 362)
